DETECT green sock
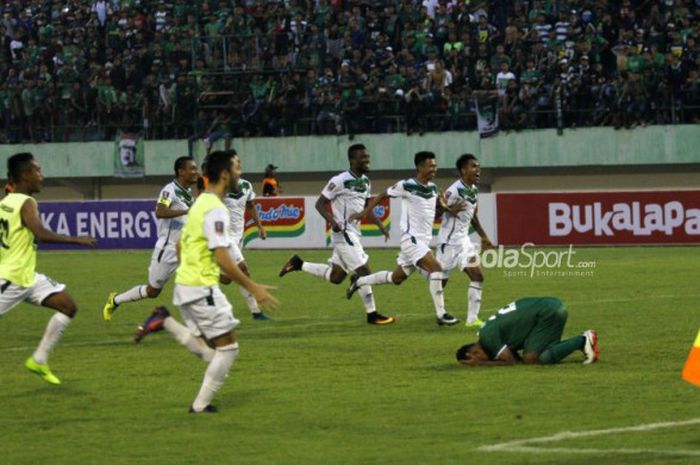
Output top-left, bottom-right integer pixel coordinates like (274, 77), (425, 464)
(539, 335), (585, 365)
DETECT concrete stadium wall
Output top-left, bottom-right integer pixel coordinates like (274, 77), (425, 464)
(1, 125), (699, 201)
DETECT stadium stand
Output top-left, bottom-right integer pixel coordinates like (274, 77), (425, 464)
(0, 0), (699, 143)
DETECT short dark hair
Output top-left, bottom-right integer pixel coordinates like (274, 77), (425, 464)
(348, 144), (367, 161)
(7, 152), (35, 183)
(205, 151), (234, 183)
(456, 343), (476, 362)
(174, 156), (194, 177)
(456, 153), (478, 171)
(414, 151), (436, 167)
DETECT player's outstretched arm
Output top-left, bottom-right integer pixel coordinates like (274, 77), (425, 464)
(365, 200), (389, 241)
(349, 192), (389, 222)
(437, 190), (466, 216)
(21, 199), (96, 246)
(246, 200), (266, 239)
(155, 203), (189, 219)
(315, 194), (342, 232)
(471, 208), (494, 249)
(213, 247), (279, 311)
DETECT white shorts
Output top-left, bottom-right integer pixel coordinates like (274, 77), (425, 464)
(228, 243), (245, 265)
(436, 240), (479, 277)
(173, 285), (239, 340)
(0, 273), (66, 316)
(328, 231), (368, 273)
(148, 246), (178, 289)
(396, 239), (432, 275)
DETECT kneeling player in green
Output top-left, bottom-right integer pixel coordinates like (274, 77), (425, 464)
(456, 297), (598, 366)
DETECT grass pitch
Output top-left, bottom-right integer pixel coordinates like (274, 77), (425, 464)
(1, 247), (699, 465)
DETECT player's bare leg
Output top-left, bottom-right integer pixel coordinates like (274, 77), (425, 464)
(25, 291), (79, 385)
(190, 330), (240, 413)
(464, 264), (484, 328)
(417, 253), (458, 326)
(103, 284), (162, 321)
(353, 265), (395, 325)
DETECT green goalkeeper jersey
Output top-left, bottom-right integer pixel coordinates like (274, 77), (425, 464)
(478, 297), (564, 359)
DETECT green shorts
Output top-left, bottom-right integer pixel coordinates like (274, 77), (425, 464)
(522, 298), (567, 354)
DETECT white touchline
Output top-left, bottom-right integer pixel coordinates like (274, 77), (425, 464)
(478, 418), (700, 456)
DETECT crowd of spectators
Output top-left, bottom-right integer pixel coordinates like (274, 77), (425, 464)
(1, 0), (700, 143)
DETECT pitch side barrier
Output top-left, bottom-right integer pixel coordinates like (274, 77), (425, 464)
(37, 191), (700, 250)
(37, 196), (495, 250)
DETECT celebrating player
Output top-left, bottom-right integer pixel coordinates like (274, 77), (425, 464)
(455, 297), (599, 366)
(279, 144), (395, 325)
(346, 151), (463, 326)
(133, 150), (279, 413)
(102, 156), (198, 320)
(221, 149), (271, 321)
(435, 154), (493, 328)
(0, 152), (96, 384)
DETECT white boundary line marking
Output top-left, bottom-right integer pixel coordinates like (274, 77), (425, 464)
(478, 418), (700, 456)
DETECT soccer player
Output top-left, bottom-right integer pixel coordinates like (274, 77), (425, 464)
(0, 152), (96, 384)
(278, 144), (395, 325)
(346, 151), (463, 326)
(133, 150), (279, 413)
(435, 154), (493, 329)
(102, 156), (198, 320)
(455, 297), (599, 366)
(222, 149), (270, 321)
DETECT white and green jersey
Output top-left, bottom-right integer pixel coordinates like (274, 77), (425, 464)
(321, 170), (370, 241)
(223, 178), (255, 243)
(155, 180), (194, 251)
(437, 179), (478, 246)
(386, 178), (438, 244)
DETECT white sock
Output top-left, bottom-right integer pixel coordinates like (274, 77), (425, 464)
(33, 313), (71, 365)
(429, 272), (446, 318)
(192, 342), (239, 411)
(467, 282), (483, 323)
(356, 271), (393, 287)
(114, 285), (149, 306)
(239, 286), (260, 314)
(301, 262), (332, 281)
(357, 285), (376, 314)
(164, 317), (215, 362)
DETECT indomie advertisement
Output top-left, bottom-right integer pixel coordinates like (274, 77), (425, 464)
(243, 197), (306, 246)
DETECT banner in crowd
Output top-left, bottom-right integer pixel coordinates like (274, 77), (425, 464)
(474, 93), (499, 138)
(497, 191), (700, 245)
(39, 200), (157, 250)
(114, 131), (145, 178)
(324, 197), (391, 245)
(243, 197), (306, 247)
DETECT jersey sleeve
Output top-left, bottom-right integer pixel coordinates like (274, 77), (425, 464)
(247, 184), (256, 203)
(202, 207), (231, 250)
(157, 185), (174, 208)
(386, 181), (406, 199)
(321, 175), (341, 200)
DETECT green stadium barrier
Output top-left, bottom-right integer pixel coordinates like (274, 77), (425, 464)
(1, 125), (699, 179)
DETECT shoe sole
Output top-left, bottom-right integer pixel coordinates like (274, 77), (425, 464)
(583, 331), (599, 364)
(437, 319), (459, 326)
(368, 318), (395, 325)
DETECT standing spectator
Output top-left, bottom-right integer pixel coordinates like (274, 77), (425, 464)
(262, 164), (282, 197)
